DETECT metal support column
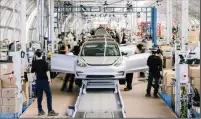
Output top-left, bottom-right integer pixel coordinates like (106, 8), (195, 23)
(48, 0), (54, 53)
(145, 7), (148, 36)
(38, 0), (44, 49)
(51, 0), (55, 52)
(166, 0), (172, 44)
(12, 0), (16, 44)
(175, 45), (181, 117)
(181, 0), (188, 51)
(18, 0), (26, 116)
(36, 0), (40, 42)
(151, 7), (157, 45)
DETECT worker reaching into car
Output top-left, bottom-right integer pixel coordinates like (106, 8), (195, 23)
(124, 44), (145, 91)
(60, 42), (80, 92)
(136, 44), (146, 78)
(145, 49), (163, 98)
(56, 43), (70, 91)
(31, 49), (59, 116)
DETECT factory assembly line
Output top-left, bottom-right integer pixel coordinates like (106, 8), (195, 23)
(0, 0), (200, 118)
(51, 28), (150, 118)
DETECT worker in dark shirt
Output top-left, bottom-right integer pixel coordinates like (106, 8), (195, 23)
(61, 44), (80, 92)
(31, 50), (59, 116)
(136, 44), (146, 78)
(145, 49), (163, 98)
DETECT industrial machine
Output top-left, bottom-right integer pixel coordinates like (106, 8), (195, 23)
(173, 42), (200, 118)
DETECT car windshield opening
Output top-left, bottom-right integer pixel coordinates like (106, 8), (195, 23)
(81, 43), (120, 56)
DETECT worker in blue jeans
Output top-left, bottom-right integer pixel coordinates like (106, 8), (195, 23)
(31, 49), (59, 116)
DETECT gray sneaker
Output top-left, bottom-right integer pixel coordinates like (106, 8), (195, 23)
(48, 110), (59, 116)
(38, 109), (45, 116)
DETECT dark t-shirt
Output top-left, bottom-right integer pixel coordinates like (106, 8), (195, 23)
(147, 55), (162, 77)
(31, 59), (49, 80)
(73, 45), (80, 55)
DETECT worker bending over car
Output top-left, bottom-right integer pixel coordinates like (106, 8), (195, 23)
(146, 49), (163, 98)
(31, 50), (59, 116)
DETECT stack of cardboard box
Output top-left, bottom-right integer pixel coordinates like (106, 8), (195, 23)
(163, 70), (175, 96)
(189, 65), (200, 93)
(0, 63), (18, 114)
(0, 63), (30, 114)
(1, 88), (18, 114)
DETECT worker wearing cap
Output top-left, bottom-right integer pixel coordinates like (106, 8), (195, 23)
(145, 49), (163, 98)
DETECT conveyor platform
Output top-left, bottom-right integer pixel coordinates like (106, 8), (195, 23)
(72, 80), (125, 118)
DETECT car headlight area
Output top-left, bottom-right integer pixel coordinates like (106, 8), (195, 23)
(77, 58), (87, 67)
(114, 57), (124, 66)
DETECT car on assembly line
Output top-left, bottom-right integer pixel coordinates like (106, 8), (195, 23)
(51, 28), (150, 85)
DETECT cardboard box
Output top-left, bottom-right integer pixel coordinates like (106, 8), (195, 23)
(0, 64), (7, 78)
(190, 78), (200, 94)
(188, 31), (200, 43)
(0, 98), (2, 105)
(2, 88), (17, 98)
(163, 70), (175, 86)
(189, 65), (200, 78)
(1, 105), (18, 114)
(1, 74), (17, 88)
(163, 57), (172, 69)
(3, 98), (17, 106)
(191, 78), (200, 85)
(0, 63), (13, 75)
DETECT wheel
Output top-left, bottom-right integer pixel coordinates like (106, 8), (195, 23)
(75, 79), (82, 88)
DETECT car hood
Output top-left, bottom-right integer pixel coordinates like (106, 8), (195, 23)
(119, 44), (136, 55)
(81, 56), (120, 65)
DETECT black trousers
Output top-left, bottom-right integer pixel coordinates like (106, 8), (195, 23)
(24, 72), (28, 83)
(146, 72), (160, 96)
(61, 74), (75, 90)
(36, 80), (52, 112)
(126, 73), (133, 89)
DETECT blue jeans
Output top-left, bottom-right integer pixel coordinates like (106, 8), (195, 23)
(36, 80), (52, 112)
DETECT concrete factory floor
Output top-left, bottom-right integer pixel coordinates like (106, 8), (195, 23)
(20, 76), (176, 118)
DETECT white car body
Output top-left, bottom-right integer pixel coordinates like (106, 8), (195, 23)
(51, 38), (150, 80)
